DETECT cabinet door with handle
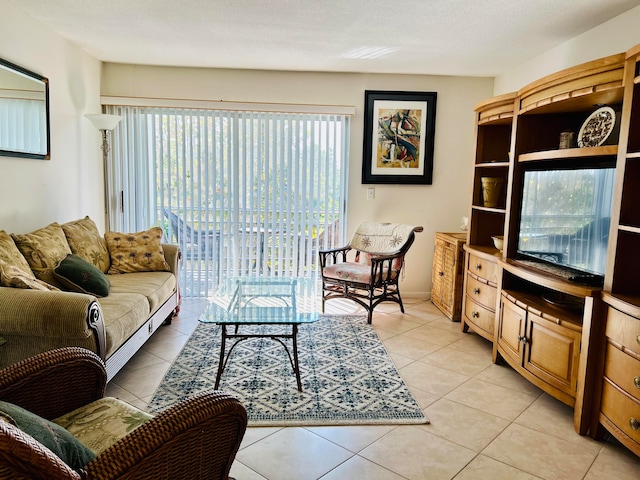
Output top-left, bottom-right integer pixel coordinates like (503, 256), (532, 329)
(498, 296), (526, 364)
(525, 312), (581, 395)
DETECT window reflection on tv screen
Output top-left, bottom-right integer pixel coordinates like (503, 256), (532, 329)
(517, 167), (615, 276)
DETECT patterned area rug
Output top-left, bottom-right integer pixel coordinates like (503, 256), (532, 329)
(148, 315), (428, 426)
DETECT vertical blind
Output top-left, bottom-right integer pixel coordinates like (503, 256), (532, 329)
(105, 104), (349, 297)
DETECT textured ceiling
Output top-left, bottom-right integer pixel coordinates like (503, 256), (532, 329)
(9, 0), (640, 76)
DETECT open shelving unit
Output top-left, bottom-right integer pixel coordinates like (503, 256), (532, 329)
(461, 92), (516, 341)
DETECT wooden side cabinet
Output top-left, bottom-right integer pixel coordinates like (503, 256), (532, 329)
(592, 295), (640, 456)
(431, 232), (466, 321)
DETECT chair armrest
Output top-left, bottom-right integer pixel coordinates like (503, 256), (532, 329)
(0, 347), (106, 420)
(369, 253), (406, 283)
(318, 245), (351, 268)
(86, 390), (247, 479)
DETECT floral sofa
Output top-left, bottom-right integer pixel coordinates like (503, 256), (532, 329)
(0, 217), (180, 380)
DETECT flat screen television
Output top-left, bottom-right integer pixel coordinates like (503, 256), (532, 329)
(517, 167), (616, 282)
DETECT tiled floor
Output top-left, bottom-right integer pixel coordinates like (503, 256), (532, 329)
(107, 297), (640, 479)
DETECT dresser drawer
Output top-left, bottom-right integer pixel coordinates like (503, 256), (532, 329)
(467, 253), (498, 284)
(463, 295), (495, 336)
(604, 343), (640, 402)
(466, 274), (497, 311)
(600, 378), (640, 445)
(605, 307), (640, 357)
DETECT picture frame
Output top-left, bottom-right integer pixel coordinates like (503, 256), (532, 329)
(362, 90), (437, 185)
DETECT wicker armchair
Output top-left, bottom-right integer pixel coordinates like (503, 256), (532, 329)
(319, 222), (423, 324)
(0, 347), (247, 479)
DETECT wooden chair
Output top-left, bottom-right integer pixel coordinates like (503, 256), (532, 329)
(0, 347), (247, 479)
(319, 222), (423, 324)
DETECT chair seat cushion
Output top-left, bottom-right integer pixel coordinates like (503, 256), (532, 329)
(54, 397), (152, 455)
(323, 262), (396, 284)
(0, 400), (96, 470)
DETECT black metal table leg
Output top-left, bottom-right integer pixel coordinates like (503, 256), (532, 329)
(292, 324), (302, 391)
(215, 324), (227, 389)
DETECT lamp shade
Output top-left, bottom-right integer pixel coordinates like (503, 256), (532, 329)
(85, 113), (122, 131)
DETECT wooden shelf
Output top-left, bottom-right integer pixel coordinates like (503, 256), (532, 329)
(619, 225), (640, 234)
(518, 145), (618, 163)
(463, 244), (502, 259)
(475, 161), (510, 168)
(500, 259), (602, 298)
(471, 205), (506, 214)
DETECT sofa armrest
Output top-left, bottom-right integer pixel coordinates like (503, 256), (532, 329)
(0, 347), (106, 420)
(0, 287), (106, 365)
(161, 243), (180, 276)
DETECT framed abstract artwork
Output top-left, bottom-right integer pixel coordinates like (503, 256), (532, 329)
(362, 90), (437, 185)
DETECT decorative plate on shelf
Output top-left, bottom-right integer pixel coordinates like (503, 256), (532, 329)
(577, 106), (616, 147)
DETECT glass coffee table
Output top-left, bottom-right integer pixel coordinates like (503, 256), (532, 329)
(200, 277), (318, 391)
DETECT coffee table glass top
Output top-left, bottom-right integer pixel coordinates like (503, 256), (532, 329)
(200, 277), (319, 324)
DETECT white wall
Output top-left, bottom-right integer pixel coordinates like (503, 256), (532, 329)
(495, 6), (640, 95)
(0, 0), (104, 233)
(103, 64), (493, 296)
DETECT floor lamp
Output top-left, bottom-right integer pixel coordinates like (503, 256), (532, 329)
(85, 113), (122, 232)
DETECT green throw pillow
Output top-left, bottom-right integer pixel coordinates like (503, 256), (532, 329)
(54, 254), (111, 297)
(0, 400), (96, 470)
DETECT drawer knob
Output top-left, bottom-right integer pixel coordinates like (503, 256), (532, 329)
(518, 335), (528, 344)
(472, 311), (479, 318)
(634, 376), (640, 389)
(630, 418), (640, 431)
(473, 288), (480, 295)
(475, 263), (482, 270)
(439, 271), (444, 277)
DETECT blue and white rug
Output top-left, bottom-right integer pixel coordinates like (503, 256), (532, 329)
(148, 314), (428, 426)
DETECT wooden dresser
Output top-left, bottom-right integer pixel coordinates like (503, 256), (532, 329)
(594, 294), (640, 456)
(431, 232), (466, 321)
(461, 246), (500, 341)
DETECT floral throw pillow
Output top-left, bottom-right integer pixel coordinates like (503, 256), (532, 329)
(105, 227), (170, 274)
(62, 216), (111, 273)
(0, 230), (33, 274)
(11, 223), (72, 287)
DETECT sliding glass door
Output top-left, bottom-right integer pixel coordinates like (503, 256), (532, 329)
(106, 105), (349, 297)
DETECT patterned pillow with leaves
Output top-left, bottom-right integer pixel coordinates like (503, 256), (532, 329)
(62, 216), (110, 273)
(11, 223), (72, 287)
(0, 230), (33, 274)
(105, 227), (170, 274)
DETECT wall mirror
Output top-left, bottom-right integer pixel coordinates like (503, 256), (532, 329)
(0, 58), (50, 159)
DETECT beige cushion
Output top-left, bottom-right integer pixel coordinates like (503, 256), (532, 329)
(97, 293), (151, 357)
(108, 271), (176, 313)
(54, 397), (152, 455)
(62, 216), (111, 273)
(0, 264), (60, 291)
(105, 227), (170, 274)
(0, 230), (33, 274)
(11, 223), (71, 287)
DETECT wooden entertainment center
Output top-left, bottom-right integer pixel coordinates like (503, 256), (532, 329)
(462, 46), (640, 455)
